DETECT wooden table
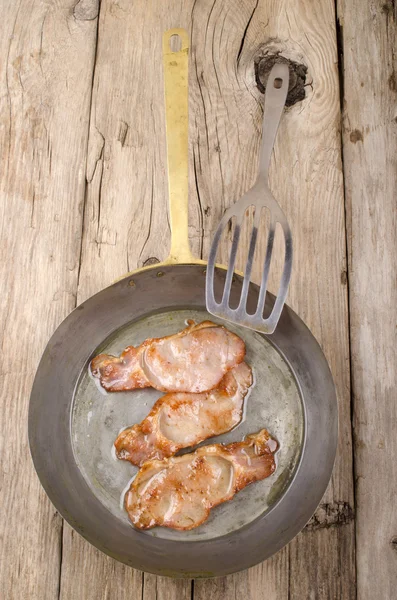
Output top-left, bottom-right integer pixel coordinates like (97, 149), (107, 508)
(1, 1), (396, 598)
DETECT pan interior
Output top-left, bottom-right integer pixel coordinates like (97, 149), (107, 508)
(72, 309), (304, 542)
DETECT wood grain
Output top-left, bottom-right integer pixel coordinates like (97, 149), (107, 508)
(338, 0), (397, 597)
(0, 1), (98, 598)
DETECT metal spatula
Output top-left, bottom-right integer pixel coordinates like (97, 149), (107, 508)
(206, 63), (292, 335)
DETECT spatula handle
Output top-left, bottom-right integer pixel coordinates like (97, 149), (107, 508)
(258, 63), (289, 182)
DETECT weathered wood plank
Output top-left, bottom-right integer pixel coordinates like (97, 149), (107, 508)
(338, 0), (397, 597)
(0, 1), (98, 598)
(76, 0), (172, 303)
(60, 1), (175, 596)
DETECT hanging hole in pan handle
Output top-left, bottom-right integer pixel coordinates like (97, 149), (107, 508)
(169, 34), (182, 52)
(163, 28), (189, 56)
(274, 77), (283, 89)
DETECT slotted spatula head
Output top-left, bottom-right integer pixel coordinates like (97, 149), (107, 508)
(206, 63), (292, 334)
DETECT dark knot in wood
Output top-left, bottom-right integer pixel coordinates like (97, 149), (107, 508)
(304, 501), (354, 531)
(255, 54), (308, 107)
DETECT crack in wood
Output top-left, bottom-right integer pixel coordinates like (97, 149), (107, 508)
(237, 0), (259, 65)
(95, 149), (105, 251)
(334, 5), (358, 597)
(76, 179), (89, 291)
(87, 128), (105, 183)
(214, 115), (225, 200)
(57, 520), (64, 600)
(194, 61), (210, 152)
(193, 148), (204, 259)
(335, 6), (344, 112)
(117, 119), (129, 147)
(39, 8), (49, 79)
(76, 7), (101, 293)
(137, 169), (155, 266)
(205, 0), (217, 47)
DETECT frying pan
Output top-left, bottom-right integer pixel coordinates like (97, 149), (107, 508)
(29, 29), (337, 578)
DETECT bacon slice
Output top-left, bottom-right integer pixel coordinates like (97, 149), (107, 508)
(125, 429), (278, 531)
(114, 362), (253, 466)
(91, 320), (245, 393)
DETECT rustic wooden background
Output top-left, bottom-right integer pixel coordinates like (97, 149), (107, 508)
(1, 0), (396, 598)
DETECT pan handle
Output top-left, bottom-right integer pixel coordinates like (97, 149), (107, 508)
(162, 28), (195, 264)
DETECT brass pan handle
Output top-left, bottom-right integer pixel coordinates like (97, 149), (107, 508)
(162, 28), (195, 264)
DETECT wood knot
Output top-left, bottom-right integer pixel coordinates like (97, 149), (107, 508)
(143, 257), (160, 267)
(305, 501), (354, 531)
(391, 536), (397, 552)
(382, 1), (396, 19)
(255, 54), (308, 107)
(73, 0), (99, 21)
(350, 129), (363, 143)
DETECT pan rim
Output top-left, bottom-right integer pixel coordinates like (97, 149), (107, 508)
(29, 263), (337, 578)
